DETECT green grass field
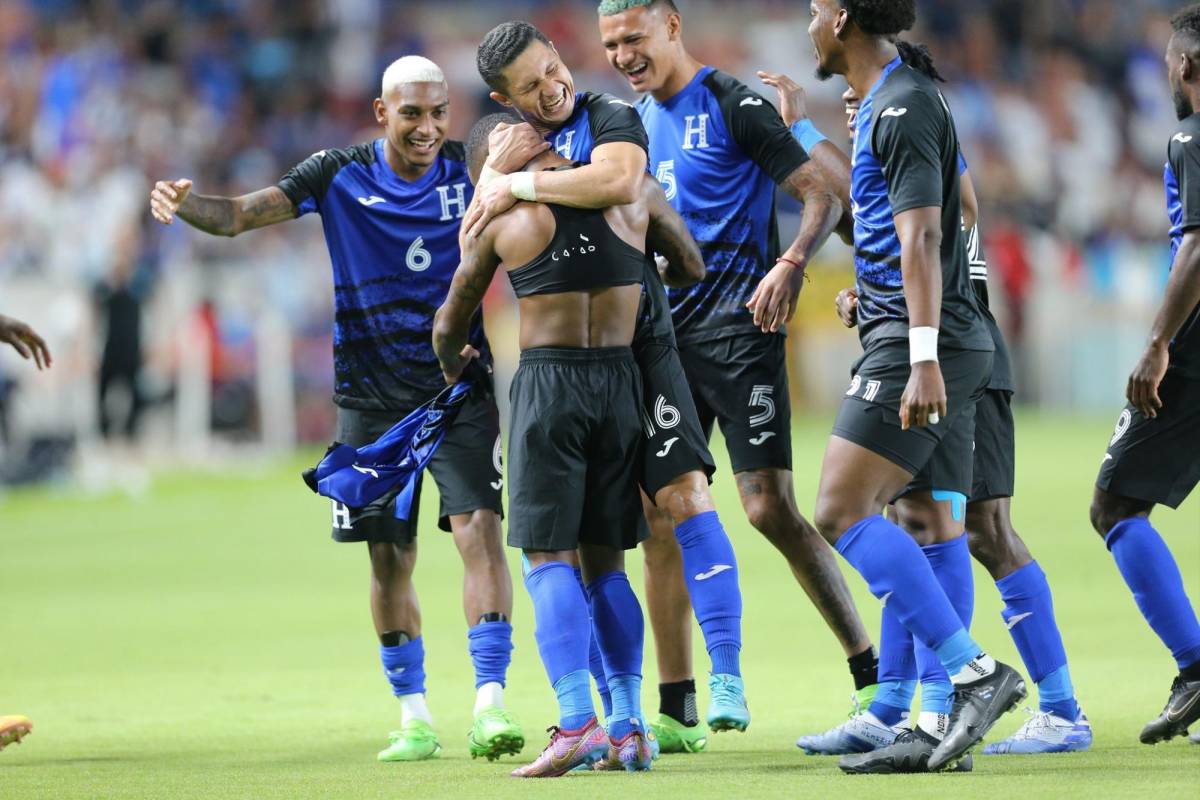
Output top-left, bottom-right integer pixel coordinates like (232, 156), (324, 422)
(2, 413), (1197, 799)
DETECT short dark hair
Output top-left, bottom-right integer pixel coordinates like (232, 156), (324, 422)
(477, 21), (551, 92)
(1172, 4), (1200, 50)
(895, 40), (945, 82)
(839, 0), (916, 37)
(466, 112), (522, 183)
(597, 0), (678, 16)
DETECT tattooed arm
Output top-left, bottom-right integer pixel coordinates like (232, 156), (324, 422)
(149, 179), (297, 237)
(433, 225), (502, 383)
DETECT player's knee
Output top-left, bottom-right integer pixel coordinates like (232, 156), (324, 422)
(890, 500), (938, 547)
(812, 495), (854, 545)
(655, 472), (714, 525)
(369, 541), (416, 581)
(1089, 498), (1122, 540)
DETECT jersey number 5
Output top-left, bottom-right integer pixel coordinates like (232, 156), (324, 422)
(655, 160), (677, 202)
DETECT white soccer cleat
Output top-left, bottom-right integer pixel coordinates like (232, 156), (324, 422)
(983, 708), (1093, 754)
(795, 710), (904, 755)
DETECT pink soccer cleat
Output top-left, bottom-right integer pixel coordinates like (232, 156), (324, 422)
(510, 717), (609, 778)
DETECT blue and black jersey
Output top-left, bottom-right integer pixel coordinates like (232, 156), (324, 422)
(638, 67), (809, 345)
(546, 91), (676, 348)
(1163, 112), (1200, 379)
(851, 58), (990, 352)
(277, 139), (490, 410)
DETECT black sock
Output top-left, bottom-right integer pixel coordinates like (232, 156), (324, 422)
(848, 646), (879, 691)
(659, 679), (699, 726)
(1181, 660), (1200, 682)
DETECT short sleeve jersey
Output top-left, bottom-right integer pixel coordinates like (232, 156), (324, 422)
(546, 91), (675, 349)
(851, 59), (991, 352)
(277, 139), (489, 410)
(1163, 113), (1200, 378)
(637, 67), (810, 345)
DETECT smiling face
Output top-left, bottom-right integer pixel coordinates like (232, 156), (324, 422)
(809, 0), (849, 81)
(374, 81), (449, 177)
(599, 3), (680, 95)
(490, 39), (576, 129)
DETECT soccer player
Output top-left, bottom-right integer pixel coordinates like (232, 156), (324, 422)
(0, 315), (52, 371)
(1089, 4), (1200, 746)
(148, 56), (527, 762)
(805, 0), (1026, 771)
(772, 46), (1089, 764)
(472, 20), (751, 749)
(594, 0), (882, 748)
(435, 112), (702, 775)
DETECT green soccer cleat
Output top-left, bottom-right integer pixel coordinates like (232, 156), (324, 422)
(707, 673), (750, 733)
(378, 719), (442, 762)
(651, 713), (708, 754)
(468, 707), (525, 761)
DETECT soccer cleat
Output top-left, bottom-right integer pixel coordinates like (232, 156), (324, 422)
(839, 727), (973, 774)
(651, 712), (708, 754)
(928, 661), (1026, 771)
(707, 673), (750, 733)
(853, 684), (879, 710)
(982, 708), (1093, 754)
(377, 719), (441, 762)
(468, 706), (525, 761)
(0, 716), (32, 752)
(795, 709), (903, 755)
(511, 718), (609, 778)
(592, 727), (655, 772)
(1190, 730), (1200, 745)
(1139, 675), (1200, 745)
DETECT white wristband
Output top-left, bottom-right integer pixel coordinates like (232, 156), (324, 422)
(477, 165), (502, 188)
(510, 172), (537, 202)
(909, 326), (939, 365)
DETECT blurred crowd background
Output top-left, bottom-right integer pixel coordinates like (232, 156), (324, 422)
(0, 0), (1186, 485)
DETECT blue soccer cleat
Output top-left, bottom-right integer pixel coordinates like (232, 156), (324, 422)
(982, 708), (1093, 754)
(796, 709), (903, 755)
(707, 674), (750, 733)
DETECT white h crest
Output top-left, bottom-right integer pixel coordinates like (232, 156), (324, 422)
(682, 114), (710, 150)
(331, 501), (353, 530)
(437, 183), (467, 221)
(554, 130), (576, 159)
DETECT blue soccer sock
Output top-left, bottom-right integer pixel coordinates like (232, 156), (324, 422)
(467, 620), (513, 690)
(380, 637), (427, 697)
(587, 571), (645, 740)
(996, 561), (1078, 720)
(574, 567), (612, 719)
(526, 561), (594, 729)
(836, 515), (982, 676)
(1107, 518), (1200, 671)
(870, 606), (917, 726)
(676, 511), (743, 676)
(915, 533), (976, 722)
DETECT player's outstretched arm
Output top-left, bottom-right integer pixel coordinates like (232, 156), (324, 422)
(149, 180), (296, 237)
(759, 70), (854, 244)
(1128, 230), (1200, 417)
(895, 205), (946, 430)
(643, 178), (705, 288)
(433, 227), (502, 383)
(746, 160), (843, 333)
(464, 141), (646, 238)
(0, 314), (52, 370)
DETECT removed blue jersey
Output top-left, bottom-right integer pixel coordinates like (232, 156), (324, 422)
(638, 67), (809, 345)
(277, 139), (489, 410)
(1163, 113), (1200, 379)
(851, 59), (990, 352)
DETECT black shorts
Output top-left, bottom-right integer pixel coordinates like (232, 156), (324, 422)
(506, 347), (645, 552)
(833, 340), (992, 499)
(329, 387), (504, 544)
(678, 332), (791, 474)
(970, 389), (1016, 503)
(635, 340), (717, 500)
(1096, 368), (1200, 509)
